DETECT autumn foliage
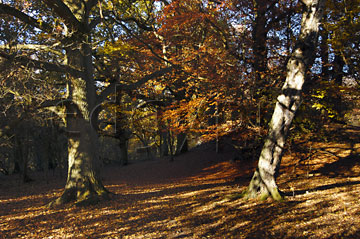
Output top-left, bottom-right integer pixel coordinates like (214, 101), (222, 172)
(0, 0), (360, 237)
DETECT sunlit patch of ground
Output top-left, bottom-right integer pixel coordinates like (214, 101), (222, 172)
(1, 125), (360, 238)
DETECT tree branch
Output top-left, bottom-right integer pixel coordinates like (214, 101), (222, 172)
(89, 16), (102, 29)
(0, 44), (63, 56)
(0, 3), (53, 33)
(43, 0), (87, 32)
(158, 0), (170, 5)
(96, 66), (176, 104)
(125, 65), (176, 91)
(0, 51), (83, 77)
(116, 16), (154, 31)
(38, 98), (71, 108)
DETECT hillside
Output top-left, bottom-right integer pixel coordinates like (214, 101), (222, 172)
(0, 125), (359, 238)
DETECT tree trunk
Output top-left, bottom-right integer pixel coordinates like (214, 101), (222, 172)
(245, 0), (325, 201)
(333, 53), (345, 85)
(252, 0), (269, 90)
(176, 132), (188, 155)
(14, 130), (32, 183)
(168, 130), (174, 162)
(49, 117), (109, 207)
(48, 36), (109, 207)
(115, 92), (129, 166)
(320, 27), (329, 80)
(160, 130), (169, 157)
(118, 137), (129, 166)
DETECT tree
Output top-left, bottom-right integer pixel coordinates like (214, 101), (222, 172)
(149, 0), (247, 145)
(0, 43), (65, 180)
(325, 0), (360, 84)
(0, 0), (173, 206)
(244, 0), (326, 200)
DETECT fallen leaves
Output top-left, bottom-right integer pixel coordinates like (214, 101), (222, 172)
(1, 125), (360, 238)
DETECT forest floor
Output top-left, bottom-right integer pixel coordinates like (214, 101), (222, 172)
(1, 124), (360, 238)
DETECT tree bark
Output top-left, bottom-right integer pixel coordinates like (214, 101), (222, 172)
(245, 0), (325, 201)
(47, 2), (109, 205)
(48, 42), (109, 206)
(1, 1), (111, 206)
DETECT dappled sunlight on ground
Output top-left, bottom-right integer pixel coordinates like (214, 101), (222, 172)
(1, 125), (360, 238)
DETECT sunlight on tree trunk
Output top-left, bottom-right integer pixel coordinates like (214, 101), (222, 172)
(48, 33), (109, 207)
(48, 121), (109, 207)
(244, 0), (326, 201)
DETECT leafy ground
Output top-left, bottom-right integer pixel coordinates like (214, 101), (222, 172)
(1, 125), (360, 238)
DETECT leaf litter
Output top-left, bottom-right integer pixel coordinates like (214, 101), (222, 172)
(1, 125), (360, 238)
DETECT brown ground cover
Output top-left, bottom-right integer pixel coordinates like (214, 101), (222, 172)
(1, 125), (359, 238)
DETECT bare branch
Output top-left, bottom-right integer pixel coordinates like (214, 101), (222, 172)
(89, 17), (102, 29)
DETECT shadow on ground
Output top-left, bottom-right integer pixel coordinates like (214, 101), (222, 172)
(1, 125), (360, 238)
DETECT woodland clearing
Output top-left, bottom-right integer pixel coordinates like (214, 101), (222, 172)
(1, 125), (360, 239)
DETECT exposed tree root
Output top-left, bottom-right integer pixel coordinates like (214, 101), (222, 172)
(47, 176), (111, 208)
(242, 169), (284, 201)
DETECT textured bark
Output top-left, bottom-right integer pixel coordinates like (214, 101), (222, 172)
(245, 0), (326, 200)
(49, 118), (109, 207)
(49, 58), (109, 207)
(47, 1), (109, 207)
(1, 1), (111, 206)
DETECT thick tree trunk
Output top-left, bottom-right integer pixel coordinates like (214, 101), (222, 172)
(245, 0), (325, 201)
(114, 92), (129, 166)
(49, 118), (109, 207)
(48, 36), (109, 207)
(333, 53), (345, 85)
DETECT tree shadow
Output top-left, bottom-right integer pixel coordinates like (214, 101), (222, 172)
(289, 125), (359, 178)
(312, 125), (360, 145)
(311, 152), (360, 177)
(284, 180), (360, 197)
(109, 180), (237, 204)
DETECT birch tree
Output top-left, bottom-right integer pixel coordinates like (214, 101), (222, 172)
(244, 0), (326, 200)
